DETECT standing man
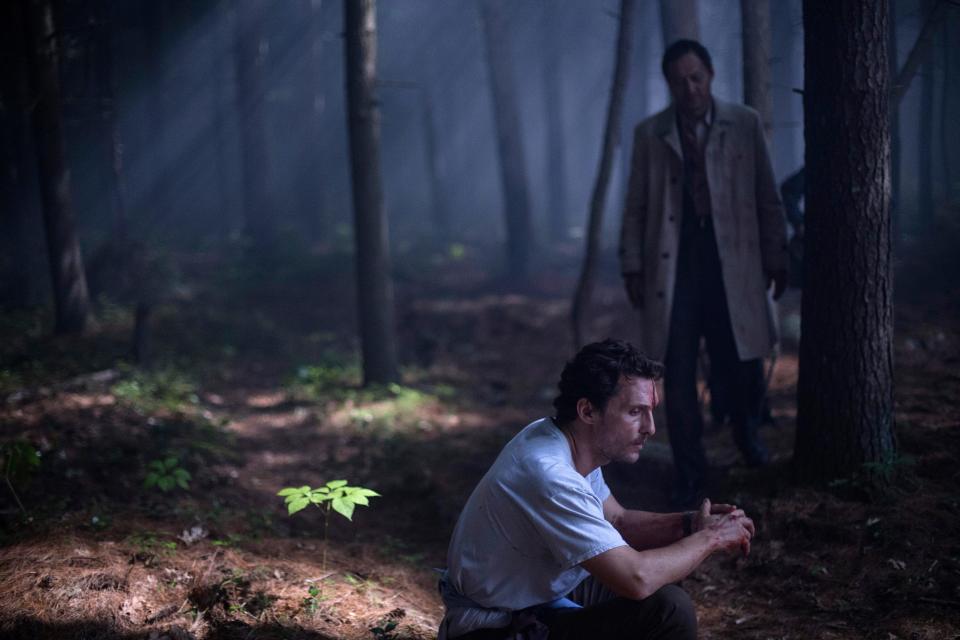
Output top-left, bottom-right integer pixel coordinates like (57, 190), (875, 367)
(438, 339), (755, 640)
(619, 40), (788, 508)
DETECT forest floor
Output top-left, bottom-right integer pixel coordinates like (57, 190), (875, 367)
(1, 238), (959, 640)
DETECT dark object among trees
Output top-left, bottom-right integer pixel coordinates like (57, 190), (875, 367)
(344, 0), (399, 385)
(571, 0), (634, 348)
(479, 0), (533, 279)
(21, 0), (91, 333)
(740, 0), (772, 138)
(795, 0), (896, 481)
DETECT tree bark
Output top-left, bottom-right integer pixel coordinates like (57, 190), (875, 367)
(479, 0), (533, 279)
(297, 0), (327, 243)
(795, 0), (895, 481)
(571, 0), (634, 348)
(944, 9), (960, 206)
(420, 88), (448, 244)
(740, 0), (773, 138)
(21, 0), (91, 333)
(94, 0), (127, 241)
(659, 0), (699, 45)
(235, 0), (275, 253)
(344, 0), (399, 385)
(888, 0), (901, 243)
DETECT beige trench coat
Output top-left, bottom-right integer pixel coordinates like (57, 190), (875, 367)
(619, 98), (788, 362)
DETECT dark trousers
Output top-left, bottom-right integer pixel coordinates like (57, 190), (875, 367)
(454, 581), (696, 640)
(664, 214), (768, 504)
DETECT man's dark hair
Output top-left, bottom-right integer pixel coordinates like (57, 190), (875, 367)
(553, 339), (664, 426)
(661, 39), (713, 78)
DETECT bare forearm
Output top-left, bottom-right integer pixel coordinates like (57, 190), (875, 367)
(611, 509), (686, 551)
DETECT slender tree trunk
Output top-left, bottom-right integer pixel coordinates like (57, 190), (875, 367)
(944, 10), (960, 205)
(212, 0), (231, 234)
(795, 0), (895, 481)
(94, 0), (127, 241)
(235, 0), (274, 253)
(542, 1), (567, 242)
(571, 0), (634, 348)
(22, 0), (91, 333)
(1, 0), (36, 308)
(888, 1), (901, 244)
(659, 0), (699, 45)
(479, 0), (533, 279)
(142, 0), (171, 224)
(298, 0), (326, 243)
(741, 0), (773, 138)
(617, 0), (646, 240)
(420, 88), (447, 244)
(891, 0), (947, 110)
(918, 0), (936, 227)
(344, 0), (399, 385)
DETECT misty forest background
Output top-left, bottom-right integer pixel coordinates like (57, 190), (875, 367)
(1, 1), (960, 639)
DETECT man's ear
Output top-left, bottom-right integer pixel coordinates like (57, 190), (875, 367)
(576, 398), (599, 425)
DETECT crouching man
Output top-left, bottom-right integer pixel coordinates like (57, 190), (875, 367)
(438, 339), (755, 640)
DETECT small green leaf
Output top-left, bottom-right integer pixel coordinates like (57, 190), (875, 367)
(288, 496), (310, 515)
(330, 497), (355, 521)
(164, 457), (178, 470)
(176, 475), (190, 490)
(326, 480), (348, 490)
(173, 469), (190, 481)
(351, 494), (369, 506)
(144, 473), (159, 488)
(158, 476), (175, 491)
(350, 488), (381, 498)
(277, 487), (301, 496)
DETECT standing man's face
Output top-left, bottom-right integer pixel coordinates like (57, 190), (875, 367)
(666, 51), (714, 120)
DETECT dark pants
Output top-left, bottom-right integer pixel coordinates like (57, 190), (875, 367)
(454, 581), (696, 640)
(665, 214), (768, 505)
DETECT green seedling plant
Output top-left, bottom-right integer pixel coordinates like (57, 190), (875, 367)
(277, 480), (380, 570)
(1, 440), (40, 516)
(144, 456), (191, 492)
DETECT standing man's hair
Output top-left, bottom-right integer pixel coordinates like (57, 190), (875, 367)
(661, 39), (714, 77)
(553, 339), (664, 425)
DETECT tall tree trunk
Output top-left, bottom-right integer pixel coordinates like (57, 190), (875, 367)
(890, 0), (947, 110)
(142, 0), (171, 225)
(740, 0), (773, 138)
(945, 10), (960, 205)
(659, 0), (699, 45)
(795, 0), (895, 481)
(22, 0), (91, 333)
(297, 0), (327, 243)
(420, 88), (447, 244)
(542, 0), (567, 242)
(571, 0), (634, 348)
(918, 0), (936, 227)
(888, 0), (901, 244)
(212, 0), (231, 234)
(94, 0), (127, 241)
(0, 0), (36, 308)
(235, 0), (274, 253)
(617, 0), (646, 240)
(479, 0), (533, 279)
(344, 0), (399, 385)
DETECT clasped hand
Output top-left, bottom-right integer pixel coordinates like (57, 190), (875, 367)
(692, 498), (755, 557)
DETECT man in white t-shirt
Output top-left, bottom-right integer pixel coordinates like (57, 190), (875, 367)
(439, 339), (755, 640)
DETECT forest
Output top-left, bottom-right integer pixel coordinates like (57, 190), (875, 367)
(1, 0), (959, 638)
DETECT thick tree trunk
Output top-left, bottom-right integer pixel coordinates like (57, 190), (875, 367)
(479, 0), (533, 279)
(0, 0), (36, 308)
(542, 1), (567, 242)
(740, 0), (773, 138)
(888, 1), (901, 243)
(571, 0), (634, 348)
(22, 0), (91, 333)
(795, 0), (895, 481)
(344, 0), (399, 385)
(235, 0), (274, 252)
(659, 0), (699, 45)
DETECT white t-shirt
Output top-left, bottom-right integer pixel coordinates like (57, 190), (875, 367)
(445, 418), (627, 610)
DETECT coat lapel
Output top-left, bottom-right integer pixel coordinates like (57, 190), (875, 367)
(655, 106), (682, 159)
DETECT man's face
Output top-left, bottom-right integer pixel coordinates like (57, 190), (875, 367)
(666, 51), (714, 119)
(593, 376), (659, 465)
